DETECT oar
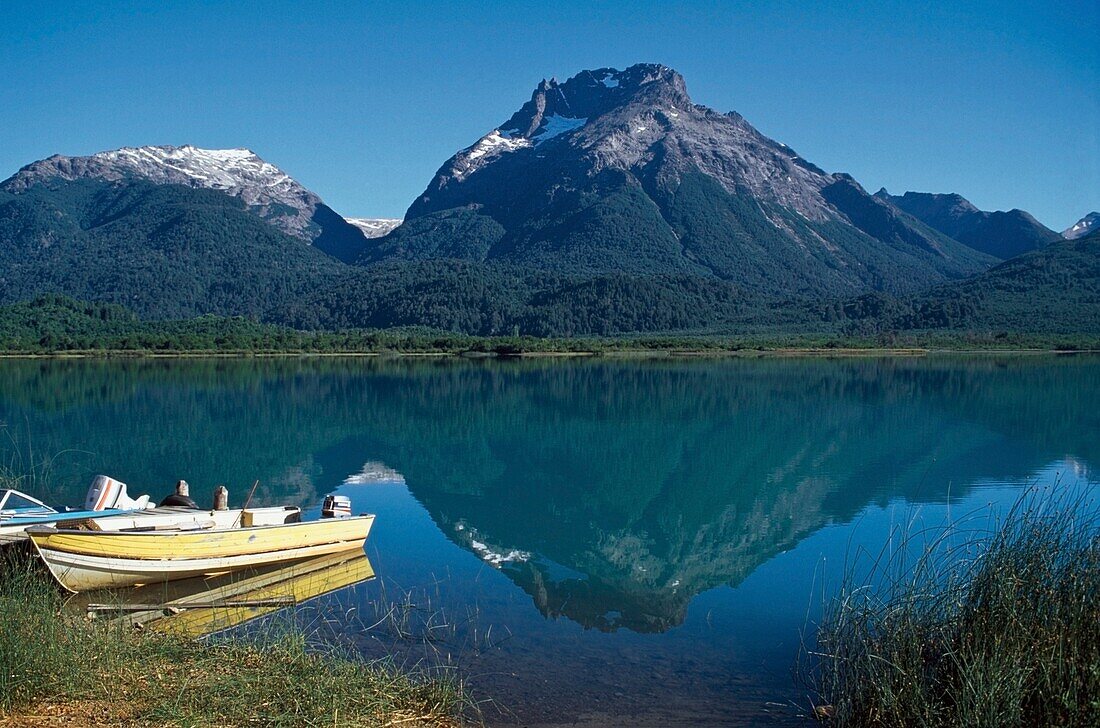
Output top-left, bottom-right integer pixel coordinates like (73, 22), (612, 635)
(232, 480), (261, 528)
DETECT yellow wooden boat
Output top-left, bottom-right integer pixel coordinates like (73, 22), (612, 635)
(27, 514), (374, 593)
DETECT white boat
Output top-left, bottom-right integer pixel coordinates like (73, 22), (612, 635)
(1, 476), (300, 546)
(0, 476), (150, 546)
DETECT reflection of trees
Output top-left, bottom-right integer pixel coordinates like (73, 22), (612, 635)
(0, 355), (1095, 632)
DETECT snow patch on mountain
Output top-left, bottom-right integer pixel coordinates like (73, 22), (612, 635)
(452, 131), (532, 180)
(469, 131), (531, 159)
(597, 70), (620, 88)
(345, 218), (402, 238)
(95, 146), (294, 193)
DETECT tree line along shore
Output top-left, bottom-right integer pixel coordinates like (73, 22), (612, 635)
(1, 296), (1097, 357)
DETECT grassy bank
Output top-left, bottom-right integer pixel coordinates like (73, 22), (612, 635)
(0, 551), (465, 727)
(804, 492), (1100, 727)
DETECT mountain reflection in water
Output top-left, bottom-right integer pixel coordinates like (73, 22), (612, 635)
(3, 356), (1094, 637)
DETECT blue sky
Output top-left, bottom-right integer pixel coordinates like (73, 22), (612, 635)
(1, 1), (1096, 229)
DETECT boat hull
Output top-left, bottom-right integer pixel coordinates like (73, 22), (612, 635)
(28, 516), (374, 592)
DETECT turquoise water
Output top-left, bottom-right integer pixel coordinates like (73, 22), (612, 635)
(1, 356), (1096, 725)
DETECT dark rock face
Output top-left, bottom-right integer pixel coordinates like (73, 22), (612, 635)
(373, 64), (993, 297)
(1, 145), (368, 262)
(877, 190), (1060, 260)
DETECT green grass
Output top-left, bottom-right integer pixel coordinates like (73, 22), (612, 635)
(0, 550), (466, 726)
(803, 490), (1100, 727)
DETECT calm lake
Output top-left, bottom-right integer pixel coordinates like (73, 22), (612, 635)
(1, 356), (1097, 726)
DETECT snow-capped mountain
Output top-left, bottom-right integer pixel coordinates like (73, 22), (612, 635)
(1063, 212), (1099, 240)
(345, 217), (402, 238)
(2, 145), (367, 261)
(366, 63), (993, 296)
(411, 65), (837, 221)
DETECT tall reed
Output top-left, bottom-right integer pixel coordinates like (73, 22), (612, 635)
(803, 488), (1099, 727)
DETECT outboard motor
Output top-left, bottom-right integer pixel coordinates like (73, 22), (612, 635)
(84, 475), (152, 511)
(321, 494), (352, 518)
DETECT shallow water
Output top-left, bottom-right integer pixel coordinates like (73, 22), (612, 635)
(1, 355), (1096, 725)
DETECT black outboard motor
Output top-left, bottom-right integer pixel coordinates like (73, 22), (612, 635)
(159, 479), (199, 509)
(321, 494), (352, 518)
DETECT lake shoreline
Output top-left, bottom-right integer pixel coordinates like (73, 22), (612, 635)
(0, 346), (1097, 360)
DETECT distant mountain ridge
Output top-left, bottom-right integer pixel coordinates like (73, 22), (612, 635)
(363, 63), (994, 298)
(875, 190), (1060, 260)
(1, 145), (369, 262)
(0, 63), (1093, 338)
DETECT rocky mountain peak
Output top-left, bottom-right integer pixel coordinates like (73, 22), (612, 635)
(3, 144), (313, 207)
(3, 144), (317, 222)
(380, 63), (995, 296)
(500, 64), (690, 140)
(1063, 211), (1099, 240)
(481, 64), (688, 152)
(896, 191), (981, 218)
(415, 63), (841, 222)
